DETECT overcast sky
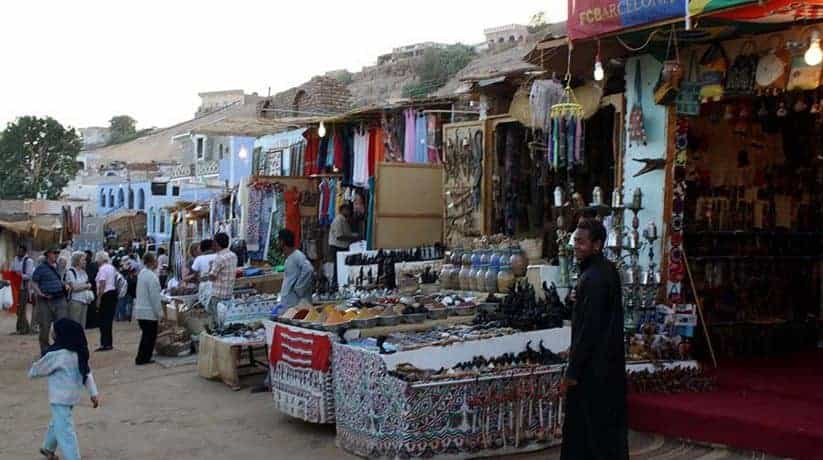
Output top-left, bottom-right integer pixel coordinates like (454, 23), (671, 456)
(0, 1), (566, 131)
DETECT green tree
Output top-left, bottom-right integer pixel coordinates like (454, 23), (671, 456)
(108, 115), (137, 144)
(0, 116), (82, 199)
(403, 44), (476, 98)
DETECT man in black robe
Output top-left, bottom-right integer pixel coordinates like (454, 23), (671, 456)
(560, 218), (629, 460)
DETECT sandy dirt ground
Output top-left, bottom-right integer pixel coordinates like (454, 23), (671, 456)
(0, 311), (776, 460)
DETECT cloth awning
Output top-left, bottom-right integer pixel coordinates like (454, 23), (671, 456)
(709, 0), (823, 22)
(568, 0), (757, 40)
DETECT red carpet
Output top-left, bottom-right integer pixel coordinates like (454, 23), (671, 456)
(628, 351), (823, 460)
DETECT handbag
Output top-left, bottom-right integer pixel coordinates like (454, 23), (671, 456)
(655, 27), (683, 106)
(676, 52), (701, 116)
(787, 55), (823, 91)
(756, 35), (790, 94)
(725, 41), (758, 96)
(699, 42), (728, 102)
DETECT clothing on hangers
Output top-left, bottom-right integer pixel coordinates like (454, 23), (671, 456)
(415, 112), (427, 163)
(404, 108), (416, 163)
(318, 179), (331, 225)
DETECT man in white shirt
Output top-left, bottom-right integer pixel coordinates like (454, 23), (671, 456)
(11, 244), (34, 334)
(190, 239), (217, 281)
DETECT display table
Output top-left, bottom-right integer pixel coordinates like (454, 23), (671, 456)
(333, 327), (571, 459)
(197, 333), (268, 390)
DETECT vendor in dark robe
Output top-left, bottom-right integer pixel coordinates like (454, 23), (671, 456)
(560, 218), (628, 460)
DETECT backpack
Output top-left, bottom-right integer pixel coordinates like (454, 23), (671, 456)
(114, 272), (128, 299)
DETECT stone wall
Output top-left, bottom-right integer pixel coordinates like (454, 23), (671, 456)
(263, 76), (352, 118)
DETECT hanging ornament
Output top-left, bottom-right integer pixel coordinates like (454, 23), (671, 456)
(548, 49), (585, 170)
(629, 60), (648, 147)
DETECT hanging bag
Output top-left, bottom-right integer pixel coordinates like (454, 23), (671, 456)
(756, 35), (790, 95)
(725, 40), (758, 96)
(655, 27), (683, 106)
(677, 52), (701, 116)
(699, 42), (729, 102)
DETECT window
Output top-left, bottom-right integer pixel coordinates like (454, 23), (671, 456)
(117, 188), (124, 207)
(100, 189), (106, 207)
(108, 190), (114, 208)
(196, 137), (205, 160)
(128, 189), (134, 209)
(159, 211), (166, 234)
(137, 189), (145, 210)
(148, 207), (155, 233)
(151, 182), (168, 196)
(218, 144), (224, 160)
(172, 186), (180, 196)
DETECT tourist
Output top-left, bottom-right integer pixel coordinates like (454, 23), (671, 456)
(83, 250), (99, 329)
(190, 239), (217, 280)
(114, 260), (137, 322)
(134, 252), (164, 366)
(182, 243), (201, 283)
(11, 244), (34, 334)
(156, 247), (169, 289)
(560, 218), (628, 460)
(29, 318), (100, 460)
(277, 229), (314, 308)
(202, 233), (237, 317)
(64, 252), (94, 328)
(327, 202), (360, 286)
(94, 251), (118, 352)
(31, 246), (69, 355)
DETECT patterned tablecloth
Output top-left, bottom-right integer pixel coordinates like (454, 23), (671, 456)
(267, 323), (337, 424)
(333, 328), (569, 459)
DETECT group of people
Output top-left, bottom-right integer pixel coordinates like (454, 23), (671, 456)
(22, 232), (239, 460)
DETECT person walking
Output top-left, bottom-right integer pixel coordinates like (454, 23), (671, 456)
(560, 218), (628, 460)
(11, 244), (34, 334)
(134, 252), (165, 365)
(94, 251), (118, 352)
(31, 246), (70, 355)
(64, 252), (94, 328)
(156, 247), (169, 289)
(29, 318), (100, 460)
(83, 250), (99, 329)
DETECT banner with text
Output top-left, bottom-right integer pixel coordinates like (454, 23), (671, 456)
(568, 0), (756, 40)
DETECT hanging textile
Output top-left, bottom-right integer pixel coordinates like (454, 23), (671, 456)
(318, 180), (331, 225)
(343, 127), (354, 186)
(403, 108), (416, 163)
(367, 127), (378, 178)
(246, 186), (265, 251)
(415, 112), (427, 163)
(352, 128), (369, 187)
(373, 127), (386, 166)
(249, 190), (275, 261)
(317, 135), (329, 173)
(284, 188), (302, 250)
(530, 79), (565, 134)
(333, 128), (345, 171)
(366, 177), (375, 249)
(426, 114), (440, 163)
(325, 130), (335, 169)
(303, 129), (319, 176)
(327, 179), (337, 225)
(267, 191), (287, 267)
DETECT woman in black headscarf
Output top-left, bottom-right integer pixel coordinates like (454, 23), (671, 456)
(29, 319), (100, 460)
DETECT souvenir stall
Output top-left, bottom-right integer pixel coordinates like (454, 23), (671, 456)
(540, 1), (823, 457)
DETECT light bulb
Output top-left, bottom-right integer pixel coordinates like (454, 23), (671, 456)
(238, 146), (248, 160)
(318, 120), (327, 138)
(594, 60), (605, 81)
(805, 33), (823, 66)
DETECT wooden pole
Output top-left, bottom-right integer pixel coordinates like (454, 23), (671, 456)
(683, 248), (718, 368)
